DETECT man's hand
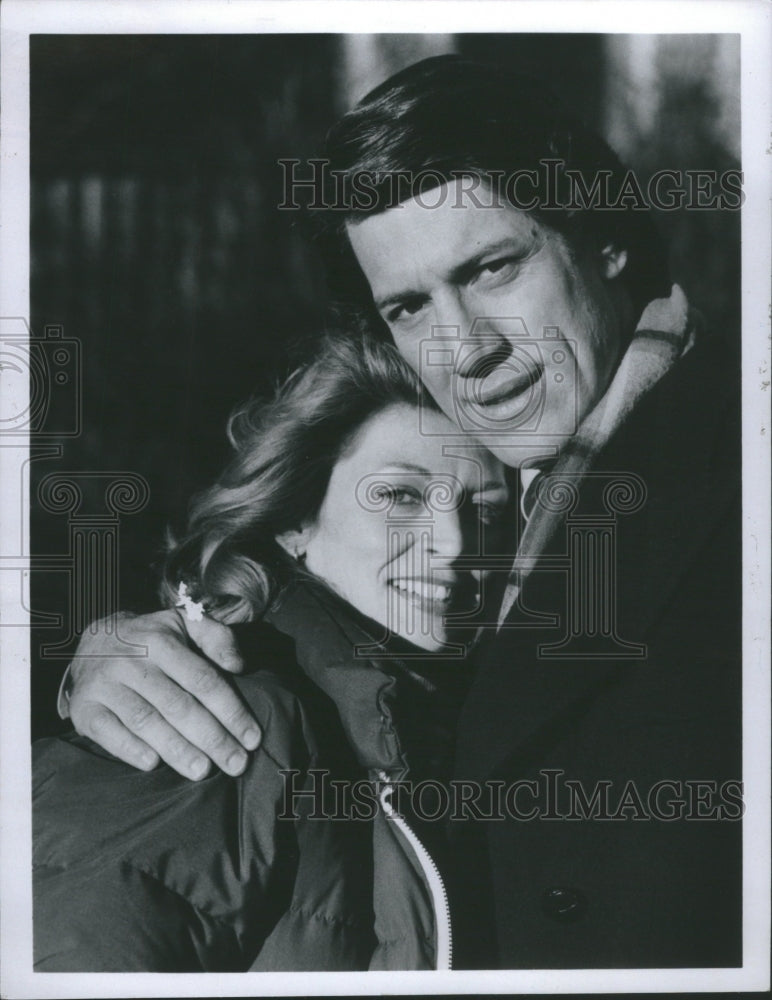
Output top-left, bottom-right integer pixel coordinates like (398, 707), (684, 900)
(65, 610), (261, 780)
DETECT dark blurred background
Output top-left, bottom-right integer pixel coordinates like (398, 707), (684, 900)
(30, 33), (741, 735)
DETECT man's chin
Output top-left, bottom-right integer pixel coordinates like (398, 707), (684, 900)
(481, 430), (574, 469)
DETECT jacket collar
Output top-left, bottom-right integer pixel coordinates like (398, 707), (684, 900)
(264, 578), (411, 777)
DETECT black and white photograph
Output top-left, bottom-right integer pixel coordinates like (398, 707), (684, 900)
(0, 1), (769, 996)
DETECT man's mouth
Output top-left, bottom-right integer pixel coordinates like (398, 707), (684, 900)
(466, 359), (545, 408)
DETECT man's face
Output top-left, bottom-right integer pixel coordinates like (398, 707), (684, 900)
(346, 179), (631, 467)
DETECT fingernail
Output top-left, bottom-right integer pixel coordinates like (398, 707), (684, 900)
(225, 749), (248, 775)
(190, 757), (210, 780)
(242, 727), (261, 750)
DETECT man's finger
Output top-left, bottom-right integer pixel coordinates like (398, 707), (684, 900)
(183, 614), (245, 673)
(123, 661), (256, 775)
(102, 686), (224, 780)
(76, 702), (160, 772)
(66, 610), (260, 770)
(144, 637), (261, 753)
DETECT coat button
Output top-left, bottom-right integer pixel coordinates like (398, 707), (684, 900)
(541, 887), (587, 923)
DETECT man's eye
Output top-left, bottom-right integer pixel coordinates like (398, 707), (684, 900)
(386, 298), (425, 325)
(474, 257), (519, 284)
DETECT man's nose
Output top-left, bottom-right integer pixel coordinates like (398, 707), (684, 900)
(433, 297), (513, 379)
(431, 288), (475, 336)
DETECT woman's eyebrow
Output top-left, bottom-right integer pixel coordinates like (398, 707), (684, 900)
(379, 462), (432, 476)
(476, 480), (509, 494)
(382, 465), (509, 489)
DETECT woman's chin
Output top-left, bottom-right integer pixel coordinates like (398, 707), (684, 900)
(390, 627), (470, 655)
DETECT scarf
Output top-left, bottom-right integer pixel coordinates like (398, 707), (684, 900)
(497, 283), (699, 628)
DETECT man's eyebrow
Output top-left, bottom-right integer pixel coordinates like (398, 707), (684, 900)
(373, 288), (427, 313)
(449, 238), (525, 284)
(373, 237), (525, 312)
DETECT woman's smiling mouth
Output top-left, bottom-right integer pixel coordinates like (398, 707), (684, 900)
(387, 576), (479, 616)
(389, 578), (453, 604)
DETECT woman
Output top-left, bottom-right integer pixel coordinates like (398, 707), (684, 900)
(33, 328), (510, 972)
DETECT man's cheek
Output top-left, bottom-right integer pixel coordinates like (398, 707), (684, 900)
(428, 386), (456, 424)
(422, 368), (451, 400)
(398, 340), (423, 375)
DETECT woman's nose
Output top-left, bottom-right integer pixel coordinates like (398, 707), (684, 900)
(429, 507), (466, 561)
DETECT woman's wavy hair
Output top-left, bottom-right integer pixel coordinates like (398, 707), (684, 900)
(160, 326), (440, 624)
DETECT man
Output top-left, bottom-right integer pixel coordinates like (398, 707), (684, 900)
(55, 57), (742, 967)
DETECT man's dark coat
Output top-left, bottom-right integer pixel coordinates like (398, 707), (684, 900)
(451, 333), (742, 968)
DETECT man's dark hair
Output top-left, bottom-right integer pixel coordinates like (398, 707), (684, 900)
(313, 54), (669, 322)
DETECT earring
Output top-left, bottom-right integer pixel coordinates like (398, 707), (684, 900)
(600, 244), (628, 279)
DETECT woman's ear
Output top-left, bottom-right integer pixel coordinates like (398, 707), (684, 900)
(275, 524), (314, 562)
(599, 243), (628, 280)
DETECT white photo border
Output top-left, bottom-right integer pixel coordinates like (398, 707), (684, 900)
(1, 1), (769, 996)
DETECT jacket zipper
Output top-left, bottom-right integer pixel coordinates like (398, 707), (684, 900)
(376, 771), (452, 970)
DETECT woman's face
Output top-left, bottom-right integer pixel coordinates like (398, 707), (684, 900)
(279, 403), (509, 652)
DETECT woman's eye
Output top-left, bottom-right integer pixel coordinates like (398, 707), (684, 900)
(391, 487), (422, 505)
(373, 485), (422, 507)
(476, 503), (505, 526)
